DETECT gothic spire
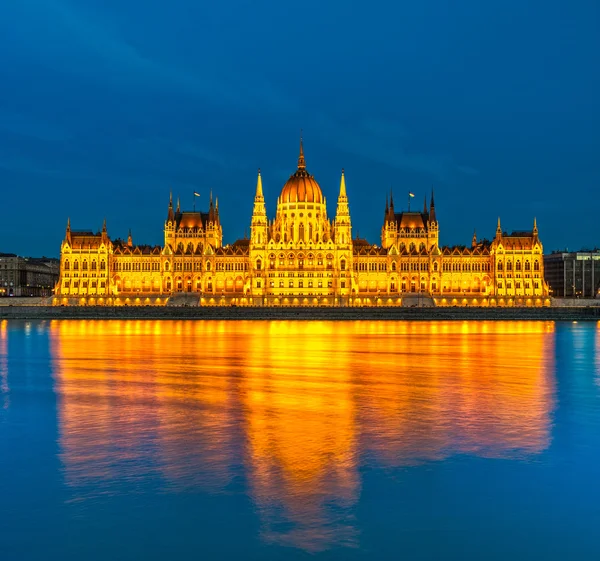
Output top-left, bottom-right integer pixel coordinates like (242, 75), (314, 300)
(297, 132), (306, 170)
(255, 168), (263, 199)
(496, 217), (502, 238)
(339, 168), (347, 198)
(429, 186), (436, 223)
(533, 216), (538, 235)
(423, 194), (428, 214)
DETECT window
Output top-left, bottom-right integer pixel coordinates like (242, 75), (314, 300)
(341, 281), (346, 289)
(497, 261), (503, 271)
(299, 280), (303, 288)
(391, 262), (396, 271)
(64, 260), (70, 270)
(256, 280), (261, 288)
(340, 259), (346, 271)
(516, 261), (522, 272)
(279, 280), (284, 288)
(289, 280), (294, 288)
(256, 259), (262, 270)
(525, 261), (531, 271)
(534, 260), (540, 271)
(270, 280), (275, 288)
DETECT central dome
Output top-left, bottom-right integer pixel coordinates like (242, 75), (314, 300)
(279, 139), (324, 204)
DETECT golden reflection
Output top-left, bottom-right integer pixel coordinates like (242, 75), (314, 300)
(241, 321), (358, 551)
(50, 320), (555, 551)
(0, 320), (8, 410)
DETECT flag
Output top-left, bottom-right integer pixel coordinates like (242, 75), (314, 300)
(193, 192), (201, 197)
(408, 192), (415, 197)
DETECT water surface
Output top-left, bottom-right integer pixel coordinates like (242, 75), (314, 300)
(1, 320), (600, 560)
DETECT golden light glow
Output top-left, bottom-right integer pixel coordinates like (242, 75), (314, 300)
(0, 320), (8, 410)
(50, 320), (555, 550)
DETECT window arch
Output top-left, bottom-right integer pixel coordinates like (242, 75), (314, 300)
(256, 259), (262, 270)
(534, 260), (540, 271)
(340, 259), (346, 271)
(516, 260), (522, 271)
(64, 259), (70, 270)
(525, 260), (531, 271)
(391, 261), (397, 271)
(433, 262), (438, 272)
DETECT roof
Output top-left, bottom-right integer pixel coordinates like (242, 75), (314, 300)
(394, 211), (429, 229)
(175, 211), (210, 229)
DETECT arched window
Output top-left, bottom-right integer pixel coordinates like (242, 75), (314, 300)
(419, 242), (425, 252)
(206, 261), (211, 271)
(497, 261), (503, 271)
(74, 261), (79, 270)
(516, 260), (522, 271)
(433, 262), (438, 272)
(507, 261), (512, 271)
(82, 260), (88, 270)
(525, 260), (531, 271)
(64, 260), (70, 270)
(299, 223), (305, 242)
(409, 242), (415, 252)
(534, 260), (540, 271)
(391, 261), (397, 271)
(256, 259), (262, 270)
(177, 242), (184, 252)
(340, 259), (346, 271)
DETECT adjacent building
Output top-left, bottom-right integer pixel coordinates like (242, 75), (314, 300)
(544, 250), (600, 298)
(54, 140), (550, 306)
(0, 253), (60, 297)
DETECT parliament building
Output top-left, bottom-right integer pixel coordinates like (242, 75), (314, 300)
(54, 140), (550, 307)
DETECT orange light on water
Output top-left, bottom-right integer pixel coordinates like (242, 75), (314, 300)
(50, 320), (556, 550)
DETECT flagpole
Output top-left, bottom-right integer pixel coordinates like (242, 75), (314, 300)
(408, 192), (411, 212)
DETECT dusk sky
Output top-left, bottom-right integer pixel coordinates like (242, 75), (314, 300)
(1, 0), (598, 257)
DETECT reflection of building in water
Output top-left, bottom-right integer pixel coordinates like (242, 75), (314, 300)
(50, 320), (238, 493)
(0, 320), (8, 410)
(49, 320), (555, 551)
(355, 322), (555, 464)
(240, 322), (359, 552)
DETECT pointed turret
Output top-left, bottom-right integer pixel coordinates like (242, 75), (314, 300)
(255, 168), (264, 199)
(533, 216), (538, 236)
(65, 217), (72, 244)
(429, 187), (437, 223)
(176, 196), (180, 213)
(423, 195), (428, 214)
(102, 218), (107, 233)
(335, 168), (351, 245)
(251, 169), (267, 246)
(472, 229), (477, 248)
(127, 229), (133, 248)
(496, 217), (502, 238)
(297, 133), (306, 170)
(167, 191), (174, 222)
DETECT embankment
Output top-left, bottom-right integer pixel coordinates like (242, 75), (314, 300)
(1, 306), (599, 321)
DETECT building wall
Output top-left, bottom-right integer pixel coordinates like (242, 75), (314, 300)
(0, 253), (59, 297)
(54, 155), (549, 306)
(544, 251), (600, 298)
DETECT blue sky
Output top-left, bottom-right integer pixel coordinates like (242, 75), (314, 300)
(0, 0), (598, 256)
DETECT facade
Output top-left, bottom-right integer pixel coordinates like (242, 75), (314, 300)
(544, 250), (600, 298)
(0, 253), (60, 297)
(54, 141), (549, 306)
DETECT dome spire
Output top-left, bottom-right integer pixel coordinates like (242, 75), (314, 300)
(298, 131), (306, 170)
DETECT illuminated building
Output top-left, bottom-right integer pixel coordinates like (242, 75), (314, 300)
(55, 139), (549, 306)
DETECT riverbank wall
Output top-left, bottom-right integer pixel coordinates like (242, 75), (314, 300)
(1, 305), (599, 321)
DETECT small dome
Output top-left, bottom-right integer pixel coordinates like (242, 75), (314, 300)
(279, 138), (324, 204)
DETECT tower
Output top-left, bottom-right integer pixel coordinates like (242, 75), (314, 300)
(250, 169), (268, 246)
(334, 169), (351, 245)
